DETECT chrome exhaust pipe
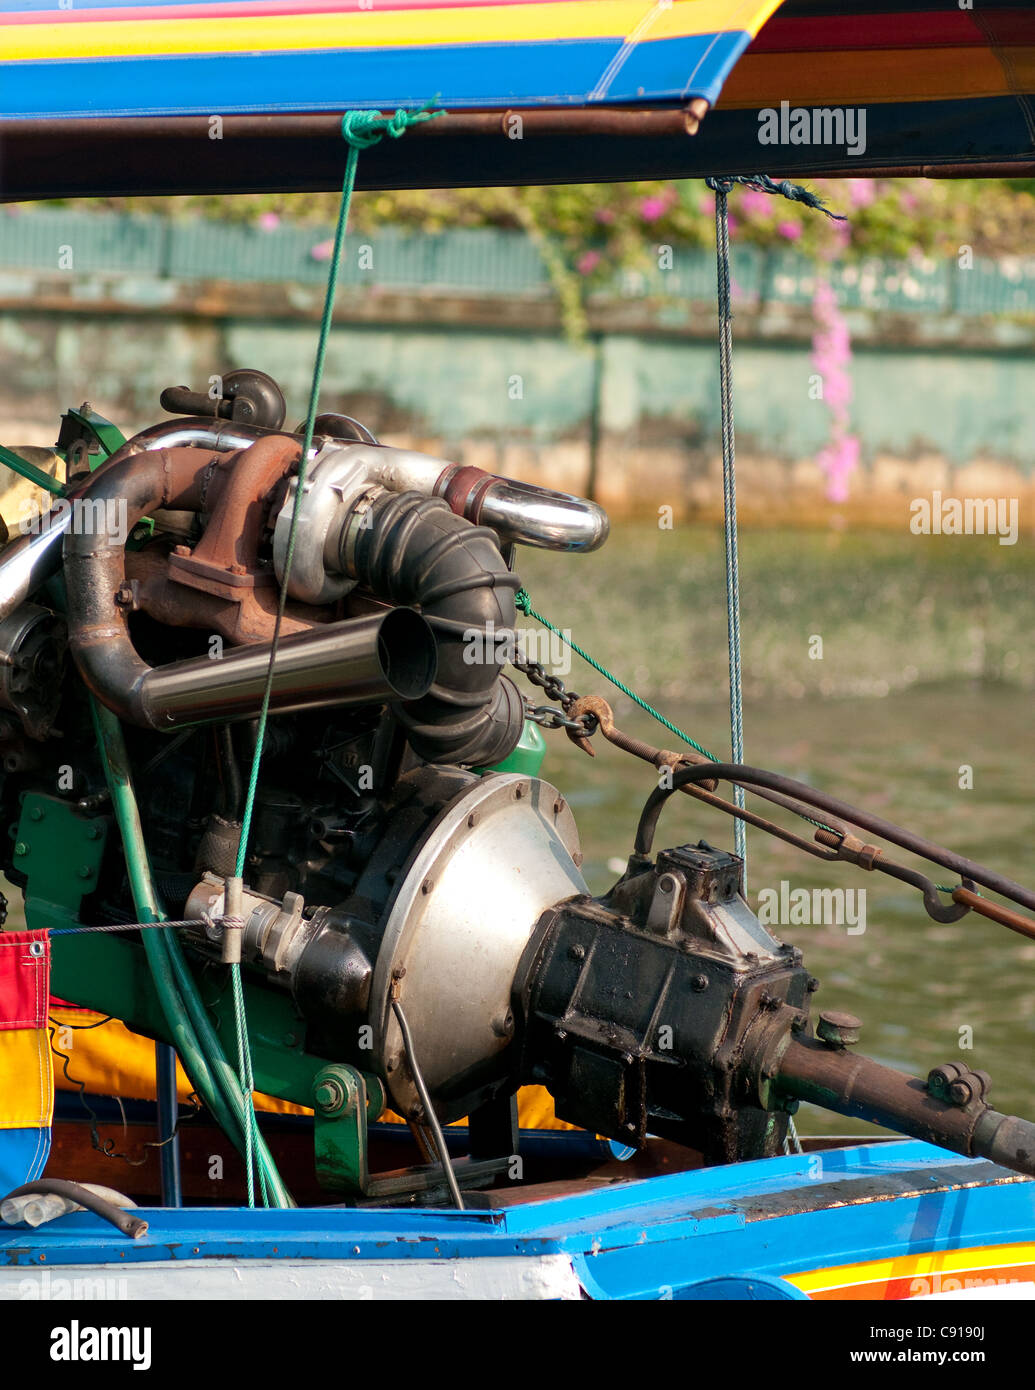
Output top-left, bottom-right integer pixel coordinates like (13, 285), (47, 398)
(138, 608), (437, 730)
(0, 509), (74, 623)
(112, 419), (610, 553)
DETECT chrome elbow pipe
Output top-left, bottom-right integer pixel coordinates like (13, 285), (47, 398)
(108, 420), (610, 554)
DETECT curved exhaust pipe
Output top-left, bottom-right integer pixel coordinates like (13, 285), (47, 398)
(108, 417), (609, 553)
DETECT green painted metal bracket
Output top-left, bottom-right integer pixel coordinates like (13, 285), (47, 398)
(312, 1063), (387, 1193)
(57, 405), (125, 467)
(14, 793), (109, 920)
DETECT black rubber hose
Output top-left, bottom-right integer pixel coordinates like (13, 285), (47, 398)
(343, 490), (524, 766)
(634, 761), (1035, 913)
(3, 1180), (148, 1238)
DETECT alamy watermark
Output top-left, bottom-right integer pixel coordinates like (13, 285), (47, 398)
(758, 100), (866, 157)
(910, 492), (1018, 546)
(462, 620), (572, 675)
(18, 495), (129, 545)
(757, 881), (866, 935)
(19, 1270), (128, 1301)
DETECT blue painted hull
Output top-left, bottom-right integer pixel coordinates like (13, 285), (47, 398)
(4, 1140), (1033, 1300)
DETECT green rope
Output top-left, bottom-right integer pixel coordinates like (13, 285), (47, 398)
(228, 103), (440, 1207)
(514, 588), (718, 761)
(514, 588), (843, 838)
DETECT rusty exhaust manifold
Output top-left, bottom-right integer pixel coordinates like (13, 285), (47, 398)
(61, 436), (436, 729)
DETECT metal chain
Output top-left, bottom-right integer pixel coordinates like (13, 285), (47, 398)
(510, 651), (597, 736)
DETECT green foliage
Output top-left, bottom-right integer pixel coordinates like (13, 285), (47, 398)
(24, 177), (1035, 341)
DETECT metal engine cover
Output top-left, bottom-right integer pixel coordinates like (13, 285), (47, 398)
(369, 773), (587, 1121)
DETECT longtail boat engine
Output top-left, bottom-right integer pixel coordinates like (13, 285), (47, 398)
(0, 372), (1033, 1205)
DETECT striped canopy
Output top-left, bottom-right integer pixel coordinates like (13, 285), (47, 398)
(1, 0), (784, 118)
(0, 0), (1032, 196)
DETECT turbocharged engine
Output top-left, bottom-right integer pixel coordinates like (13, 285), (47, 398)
(2, 368), (1034, 1204)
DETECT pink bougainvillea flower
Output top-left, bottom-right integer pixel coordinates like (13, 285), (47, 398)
(777, 220), (802, 241)
(576, 250), (602, 275)
(310, 239), (334, 262)
(848, 179), (876, 209)
(257, 211), (280, 231)
(595, 208), (616, 225)
(739, 189), (772, 218)
(639, 196), (668, 222)
(812, 274), (860, 502)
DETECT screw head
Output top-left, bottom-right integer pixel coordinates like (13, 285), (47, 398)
(691, 974), (709, 992)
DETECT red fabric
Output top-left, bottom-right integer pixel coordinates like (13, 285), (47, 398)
(0, 931), (50, 1031)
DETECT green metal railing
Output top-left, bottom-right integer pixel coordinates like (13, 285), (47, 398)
(3, 210), (1035, 316)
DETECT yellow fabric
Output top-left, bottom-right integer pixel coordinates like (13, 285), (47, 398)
(51, 1010), (579, 1130)
(0, 1026), (54, 1130)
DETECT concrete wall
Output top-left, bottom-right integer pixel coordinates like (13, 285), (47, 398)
(0, 250), (1032, 528)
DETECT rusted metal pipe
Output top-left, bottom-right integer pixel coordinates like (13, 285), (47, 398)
(0, 102), (709, 144)
(776, 1036), (1035, 1178)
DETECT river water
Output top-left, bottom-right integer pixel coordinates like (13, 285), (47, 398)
(519, 524), (1035, 1134)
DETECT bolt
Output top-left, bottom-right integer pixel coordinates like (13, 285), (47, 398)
(949, 1081), (971, 1105)
(553, 797), (565, 815)
(13, 842), (27, 857)
(691, 974), (709, 992)
(29, 807), (43, 822)
(806, 976), (820, 993)
(658, 874), (675, 895)
(816, 1010), (862, 1048)
(314, 1081), (339, 1110)
(514, 784), (525, 800)
(77, 866), (93, 879)
(467, 813), (478, 828)
(86, 823), (103, 840)
(113, 583), (135, 609)
(569, 943), (586, 961)
(421, 878), (434, 896)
